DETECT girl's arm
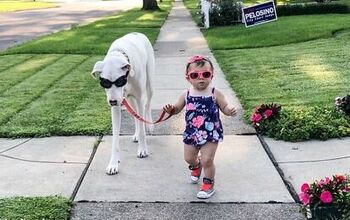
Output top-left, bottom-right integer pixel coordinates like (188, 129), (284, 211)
(214, 89), (237, 116)
(163, 91), (186, 115)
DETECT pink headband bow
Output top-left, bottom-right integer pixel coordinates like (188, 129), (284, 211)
(187, 55), (206, 64)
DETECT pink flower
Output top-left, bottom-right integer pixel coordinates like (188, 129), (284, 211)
(301, 183), (310, 193)
(192, 116), (204, 128)
(299, 192), (310, 205)
(319, 177), (331, 187)
(335, 174), (346, 183)
(320, 191), (333, 204)
(251, 113), (262, 124)
(264, 109), (273, 118)
(186, 103), (196, 110)
(324, 177), (331, 184)
(342, 187), (349, 193)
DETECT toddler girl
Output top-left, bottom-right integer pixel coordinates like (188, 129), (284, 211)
(163, 55), (236, 199)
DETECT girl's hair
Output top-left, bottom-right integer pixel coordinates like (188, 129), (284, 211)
(186, 55), (214, 73)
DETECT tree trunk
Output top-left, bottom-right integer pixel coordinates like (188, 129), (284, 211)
(142, 0), (160, 10)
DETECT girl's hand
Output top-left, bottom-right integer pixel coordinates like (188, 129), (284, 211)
(225, 105), (237, 117)
(163, 104), (176, 114)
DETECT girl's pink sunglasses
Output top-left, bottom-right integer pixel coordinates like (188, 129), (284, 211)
(187, 71), (213, 80)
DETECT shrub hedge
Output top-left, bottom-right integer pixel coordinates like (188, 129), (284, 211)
(201, 0), (242, 27)
(200, 0), (349, 27)
(259, 107), (350, 142)
(277, 3), (349, 16)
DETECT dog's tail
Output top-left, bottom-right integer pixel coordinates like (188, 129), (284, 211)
(145, 36), (154, 132)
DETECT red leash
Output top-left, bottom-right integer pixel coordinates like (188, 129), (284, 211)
(122, 98), (174, 124)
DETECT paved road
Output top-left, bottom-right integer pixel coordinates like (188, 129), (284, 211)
(0, 0), (141, 50)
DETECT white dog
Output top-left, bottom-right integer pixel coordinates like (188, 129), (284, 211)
(91, 32), (154, 175)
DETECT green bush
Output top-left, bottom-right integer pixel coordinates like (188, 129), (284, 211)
(202, 0), (242, 26)
(277, 3), (349, 16)
(261, 107), (350, 142)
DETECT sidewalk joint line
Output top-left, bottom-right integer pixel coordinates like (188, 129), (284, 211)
(256, 134), (300, 203)
(0, 138), (32, 154)
(0, 154), (86, 164)
(74, 200), (297, 205)
(0, 153), (86, 164)
(278, 154), (350, 164)
(70, 135), (103, 202)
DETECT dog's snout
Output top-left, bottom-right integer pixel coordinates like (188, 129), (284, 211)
(109, 100), (118, 106)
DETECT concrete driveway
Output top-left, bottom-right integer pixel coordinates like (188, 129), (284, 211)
(0, 0), (141, 50)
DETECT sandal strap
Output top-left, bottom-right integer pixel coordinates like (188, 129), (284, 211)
(188, 161), (201, 170)
(203, 177), (214, 184)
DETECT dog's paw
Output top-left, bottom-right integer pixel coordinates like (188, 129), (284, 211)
(106, 163), (119, 175)
(132, 134), (139, 143)
(137, 149), (148, 158)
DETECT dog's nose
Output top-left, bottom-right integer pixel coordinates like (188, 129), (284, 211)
(109, 100), (118, 106)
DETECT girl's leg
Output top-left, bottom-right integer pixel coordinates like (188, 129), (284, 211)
(184, 144), (202, 183)
(199, 142), (218, 180)
(184, 144), (200, 166)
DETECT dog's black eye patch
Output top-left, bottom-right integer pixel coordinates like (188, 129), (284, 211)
(99, 75), (128, 88)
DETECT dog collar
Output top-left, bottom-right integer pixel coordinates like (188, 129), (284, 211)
(118, 50), (130, 63)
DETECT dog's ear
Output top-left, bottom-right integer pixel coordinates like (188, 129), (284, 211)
(129, 68), (135, 77)
(124, 64), (135, 77)
(122, 64), (135, 77)
(91, 61), (104, 78)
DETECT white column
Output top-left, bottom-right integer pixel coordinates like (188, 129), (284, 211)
(201, 0), (210, 28)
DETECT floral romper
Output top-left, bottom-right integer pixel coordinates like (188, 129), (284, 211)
(183, 87), (223, 147)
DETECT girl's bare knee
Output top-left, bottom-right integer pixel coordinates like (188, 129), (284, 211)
(184, 155), (198, 165)
(201, 158), (214, 168)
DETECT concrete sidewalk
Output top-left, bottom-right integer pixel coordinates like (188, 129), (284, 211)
(1, 0), (349, 219)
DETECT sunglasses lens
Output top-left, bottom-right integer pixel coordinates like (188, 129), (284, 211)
(100, 78), (112, 88)
(115, 77), (127, 87)
(189, 72), (198, 79)
(202, 72), (212, 78)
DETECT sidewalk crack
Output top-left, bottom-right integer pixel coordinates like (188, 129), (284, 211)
(0, 138), (31, 154)
(278, 155), (350, 164)
(0, 153), (86, 164)
(70, 135), (103, 201)
(256, 134), (300, 203)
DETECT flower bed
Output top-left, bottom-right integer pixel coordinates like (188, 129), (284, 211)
(299, 174), (350, 219)
(250, 103), (281, 133)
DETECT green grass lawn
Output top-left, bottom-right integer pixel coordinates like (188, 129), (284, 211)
(0, 0), (172, 138)
(200, 14), (350, 112)
(0, 1), (172, 219)
(1, 0), (349, 141)
(0, 196), (71, 219)
(203, 15), (350, 49)
(0, 0), (56, 13)
(183, 0), (350, 141)
(214, 32), (350, 111)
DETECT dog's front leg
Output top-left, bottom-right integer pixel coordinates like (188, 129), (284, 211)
(136, 99), (148, 158)
(106, 106), (121, 175)
(128, 96), (139, 143)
